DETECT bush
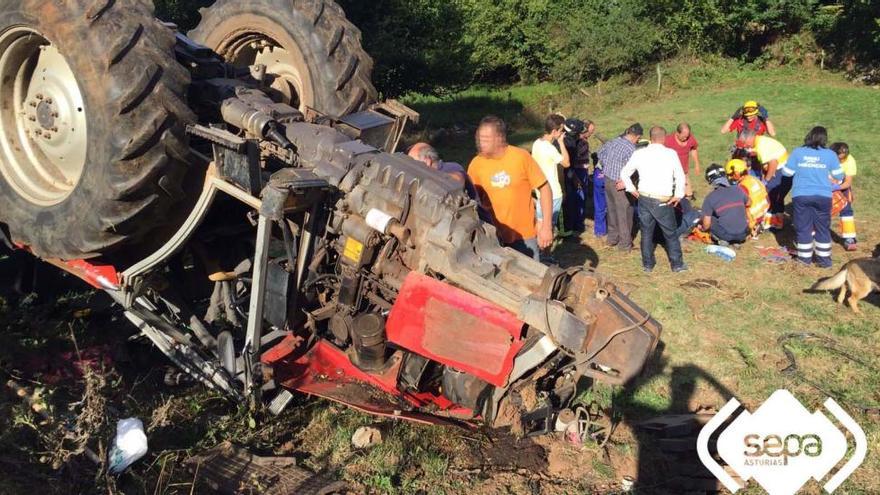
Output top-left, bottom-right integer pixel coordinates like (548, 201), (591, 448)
(154, 0), (879, 95)
(154, 0), (213, 31)
(549, 0), (661, 81)
(340, 0), (475, 97)
(814, 0), (880, 74)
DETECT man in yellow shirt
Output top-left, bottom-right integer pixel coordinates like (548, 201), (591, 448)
(830, 142), (858, 251)
(469, 116), (554, 261)
(750, 134), (790, 231)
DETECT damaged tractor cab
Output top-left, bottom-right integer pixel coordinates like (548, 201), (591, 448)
(0, 1), (661, 436)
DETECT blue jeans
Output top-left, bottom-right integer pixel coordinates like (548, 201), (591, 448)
(638, 196), (685, 270)
(506, 238), (540, 261)
(674, 198), (702, 238)
(536, 197), (563, 228)
(792, 195), (832, 267)
(593, 168), (607, 236)
(563, 168), (590, 232)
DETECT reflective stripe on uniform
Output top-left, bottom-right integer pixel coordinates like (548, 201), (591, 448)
(739, 176), (770, 230)
(814, 241), (832, 257)
(840, 216), (856, 239)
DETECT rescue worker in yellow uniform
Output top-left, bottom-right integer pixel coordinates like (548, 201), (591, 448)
(830, 142), (858, 251)
(745, 133), (790, 231)
(726, 158), (769, 238)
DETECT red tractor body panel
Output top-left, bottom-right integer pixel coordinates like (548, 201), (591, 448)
(386, 272), (524, 388)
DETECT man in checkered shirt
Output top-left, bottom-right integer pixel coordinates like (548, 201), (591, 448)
(597, 123), (643, 251)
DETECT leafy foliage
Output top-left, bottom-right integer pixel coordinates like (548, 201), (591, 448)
(154, 0), (213, 31)
(814, 0), (880, 68)
(154, 0), (879, 95)
(339, 0), (474, 97)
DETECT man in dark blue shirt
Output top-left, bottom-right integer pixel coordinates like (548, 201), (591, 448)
(700, 164), (749, 245)
(597, 123), (643, 250)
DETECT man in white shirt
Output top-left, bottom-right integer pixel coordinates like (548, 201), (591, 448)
(620, 126), (688, 273)
(531, 114), (570, 256)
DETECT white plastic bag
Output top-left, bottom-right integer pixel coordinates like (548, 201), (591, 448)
(108, 418), (148, 474)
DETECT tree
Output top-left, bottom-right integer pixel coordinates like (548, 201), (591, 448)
(154, 0), (213, 30)
(340, 0), (475, 96)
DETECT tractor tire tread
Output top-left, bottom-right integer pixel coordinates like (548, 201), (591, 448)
(190, 0), (376, 117)
(0, 0), (197, 262)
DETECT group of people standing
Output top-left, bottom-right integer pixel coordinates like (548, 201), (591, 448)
(408, 101), (859, 272)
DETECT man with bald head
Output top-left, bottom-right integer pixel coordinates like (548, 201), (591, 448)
(620, 126), (688, 273)
(407, 142), (476, 198)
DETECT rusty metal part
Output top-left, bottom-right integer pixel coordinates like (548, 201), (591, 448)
(186, 442), (347, 495)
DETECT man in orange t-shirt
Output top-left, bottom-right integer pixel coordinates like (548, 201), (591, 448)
(468, 115), (553, 261)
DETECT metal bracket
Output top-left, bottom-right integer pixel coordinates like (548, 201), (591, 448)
(243, 213), (272, 408)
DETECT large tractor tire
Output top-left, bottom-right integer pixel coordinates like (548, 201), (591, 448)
(189, 0), (377, 117)
(0, 0), (195, 262)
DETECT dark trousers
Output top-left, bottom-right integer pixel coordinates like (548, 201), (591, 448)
(838, 189), (856, 241)
(563, 168), (590, 232)
(593, 168), (607, 236)
(792, 195), (833, 267)
(673, 198), (702, 238)
(766, 173), (793, 215)
(710, 223), (748, 243)
(605, 177), (634, 248)
(638, 196), (684, 269)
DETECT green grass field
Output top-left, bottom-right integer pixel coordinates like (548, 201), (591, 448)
(402, 62), (880, 494)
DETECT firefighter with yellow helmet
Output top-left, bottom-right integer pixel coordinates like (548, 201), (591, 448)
(721, 100), (777, 143)
(726, 158), (770, 238)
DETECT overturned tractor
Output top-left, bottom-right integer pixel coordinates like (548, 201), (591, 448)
(0, 0), (660, 434)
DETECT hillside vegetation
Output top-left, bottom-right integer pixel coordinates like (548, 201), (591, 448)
(154, 0), (880, 96)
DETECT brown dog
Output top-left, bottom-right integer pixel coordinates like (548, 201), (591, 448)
(810, 258), (880, 314)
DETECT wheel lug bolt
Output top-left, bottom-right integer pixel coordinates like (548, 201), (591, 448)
(28, 116), (36, 122)
(35, 94), (43, 100)
(51, 112), (59, 118)
(50, 127), (58, 132)
(29, 101), (37, 107)
(34, 129), (42, 136)
(45, 98), (53, 104)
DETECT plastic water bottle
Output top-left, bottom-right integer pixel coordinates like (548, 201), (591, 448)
(108, 418), (148, 474)
(706, 245), (736, 262)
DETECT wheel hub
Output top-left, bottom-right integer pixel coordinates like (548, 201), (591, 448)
(35, 99), (56, 129)
(254, 44), (304, 109)
(0, 28), (88, 206)
(218, 29), (309, 111)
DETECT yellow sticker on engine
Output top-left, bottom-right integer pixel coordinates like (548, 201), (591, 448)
(343, 237), (364, 262)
